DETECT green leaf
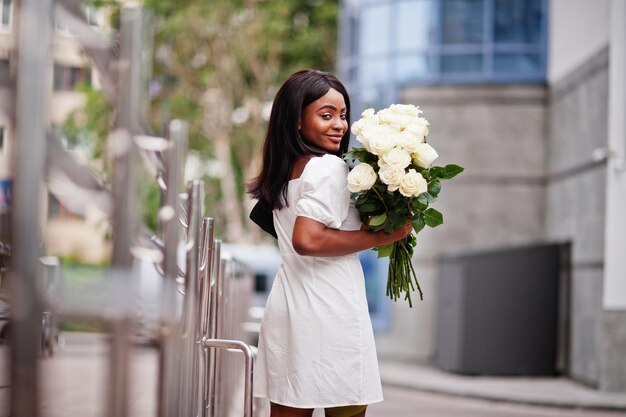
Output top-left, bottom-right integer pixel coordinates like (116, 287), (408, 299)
(373, 244), (394, 258)
(356, 202), (382, 213)
(424, 208), (444, 227)
(356, 192), (374, 203)
(412, 216), (426, 233)
(416, 194), (429, 206)
(428, 180), (441, 196)
(344, 148), (377, 164)
(442, 164), (464, 180)
(411, 198), (428, 212)
(429, 166), (445, 179)
(369, 213), (387, 227)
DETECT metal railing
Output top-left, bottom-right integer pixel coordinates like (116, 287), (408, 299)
(6, 2), (256, 417)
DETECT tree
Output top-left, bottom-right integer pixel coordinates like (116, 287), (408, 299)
(66, 0), (340, 242)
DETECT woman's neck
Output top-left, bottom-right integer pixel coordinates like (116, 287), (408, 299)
(290, 154), (318, 181)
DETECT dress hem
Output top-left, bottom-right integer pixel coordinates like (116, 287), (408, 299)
(252, 395), (384, 409)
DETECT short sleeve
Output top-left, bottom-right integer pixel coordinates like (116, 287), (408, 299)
(295, 155), (350, 229)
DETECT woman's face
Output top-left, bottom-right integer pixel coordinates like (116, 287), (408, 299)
(299, 88), (348, 153)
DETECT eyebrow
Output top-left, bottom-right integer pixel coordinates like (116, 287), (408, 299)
(316, 104), (347, 112)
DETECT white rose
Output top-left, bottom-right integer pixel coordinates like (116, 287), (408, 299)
(388, 104), (422, 116)
(378, 165), (405, 192)
(399, 169), (428, 197)
(379, 113), (409, 128)
(351, 118), (366, 136)
(382, 148), (412, 169)
(363, 125), (396, 156)
(361, 108), (375, 118)
(355, 135), (372, 152)
(347, 163), (377, 193)
(403, 127), (429, 153)
(412, 143), (439, 168)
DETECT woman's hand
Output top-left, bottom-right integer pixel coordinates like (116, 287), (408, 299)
(374, 220), (413, 246)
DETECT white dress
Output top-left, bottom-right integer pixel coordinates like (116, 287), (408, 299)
(254, 154), (383, 408)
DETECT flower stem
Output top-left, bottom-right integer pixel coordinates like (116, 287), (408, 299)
(385, 237), (424, 307)
(371, 187), (388, 211)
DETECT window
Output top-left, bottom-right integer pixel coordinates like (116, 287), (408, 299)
(441, 0), (484, 45)
(48, 193), (62, 218)
(0, 127), (5, 150)
(436, 0), (546, 80)
(56, 5), (100, 35)
(342, 0), (548, 89)
(0, 0), (12, 32)
(0, 60), (9, 86)
(53, 64), (91, 91)
(84, 6), (100, 27)
(359, 3), (390, 58)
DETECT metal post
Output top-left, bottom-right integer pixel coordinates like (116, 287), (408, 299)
(207, 240), (222, 417)
(108, 5), (145, 417)
(158, 119), (188, 417)
(201, 338), (255, 417)
(10, 1), (53, 416)
(198, 217), (215, 417)
(179, 179), (203, 417)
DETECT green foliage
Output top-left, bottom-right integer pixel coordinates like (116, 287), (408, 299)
(423, 208), (443, 227)
(368, 213), (387, 227)
(60, 83), (111, 170)
(141, 179), (162, 232)
(411, 215), (425, 234)
(348, 160), (464, 306)
(343, 148), (378, 165)
(373, 244), (393, 258)
(61, 0), (341, 239)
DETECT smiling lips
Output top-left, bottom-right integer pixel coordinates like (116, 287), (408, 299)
(326, 134), (343, 144)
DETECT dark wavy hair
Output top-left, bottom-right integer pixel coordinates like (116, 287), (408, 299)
(247, 69), (351, 210)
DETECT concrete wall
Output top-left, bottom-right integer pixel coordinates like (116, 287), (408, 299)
(375, 85), (548, 361)
(548, 0), (609, 84)
(546, 47), (609, 387)
(600, 0), (626, 392)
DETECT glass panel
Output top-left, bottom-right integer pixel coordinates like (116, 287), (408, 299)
(349, 15), (358, 57)
(358, 58), (390, 85)
(493, 53), (541, 73)
(360, 84), (388, 111)
(360, 3), (390, 57)
(393, 54), (432, 82)
(53, 64), (64, 90)
(0, 60), (9, 86)
(441, 53), (483, 73)
(396, 0), (436, 51)
(494, 0), (542, 44)
(1, 0), (10, 27)
(441, 0), (484, 45)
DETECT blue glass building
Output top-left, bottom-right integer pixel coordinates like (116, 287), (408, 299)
(338, 0), (549, 112)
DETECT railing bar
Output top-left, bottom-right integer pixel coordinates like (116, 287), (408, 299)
(158, 119), (188, 417)
(10, 1), (53, 416)
(202, 338), (255, 417)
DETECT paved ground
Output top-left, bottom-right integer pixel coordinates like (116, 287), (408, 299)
(367, 386), (626, 417)
(1, 332), (626, 417)
(379, 361), (626, 411)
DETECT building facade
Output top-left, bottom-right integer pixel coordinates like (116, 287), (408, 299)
(338, 0), (626, 391)
(0, 0), (110, 263)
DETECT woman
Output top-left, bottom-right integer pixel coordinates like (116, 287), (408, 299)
(248, 69), (412, 417)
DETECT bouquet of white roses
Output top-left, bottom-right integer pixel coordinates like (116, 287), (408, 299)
(345, 104), (463, 307)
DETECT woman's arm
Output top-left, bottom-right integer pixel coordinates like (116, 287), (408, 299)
(292, 216), (413, 257)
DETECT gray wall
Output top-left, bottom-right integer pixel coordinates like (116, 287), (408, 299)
(374, 85), (548, 362)
(545, 47), (609, 387)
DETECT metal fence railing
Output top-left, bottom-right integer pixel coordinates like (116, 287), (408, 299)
(4, 2), (256, 417)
